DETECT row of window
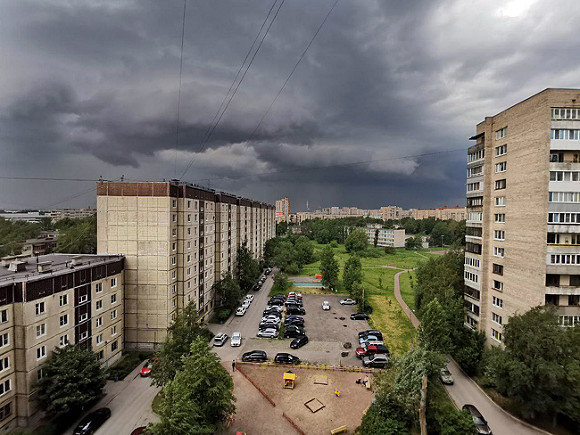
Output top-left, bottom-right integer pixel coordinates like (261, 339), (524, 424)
(549, 192), (580, 203)
(552, 108), (580, 120)
(468, 149), (485, 162)
(549, 254), (580, 265)
(550, 171), (580, 182)
(467, 182), (482, 192)
(547, 233), (580, 244)
(559, 315), (580, 327)
(464, 256), (481, 268)
(467, 166), (483, 178)
(551, 129), (580, 140)
(548, 213), (580, 224)
(491, 328), (502, 343)
(464, 271), (479, 283)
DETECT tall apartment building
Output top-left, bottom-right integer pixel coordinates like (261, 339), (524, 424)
(464, 88), (580, 345)
(275, 197), (290, 223)
(380, 206), (403, 221)
(97, 181), (275, 350)
(0, 253), (124, 430)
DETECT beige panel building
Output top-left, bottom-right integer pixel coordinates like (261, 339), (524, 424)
(97, 181), (274, 350)
(276, 197), (290, 223)
(364, 225), (406, 248)
(0, 253), (123, 430)
(464, 88), (580, 345)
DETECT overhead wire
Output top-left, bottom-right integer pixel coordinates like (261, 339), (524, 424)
(173, 0), (188, 178)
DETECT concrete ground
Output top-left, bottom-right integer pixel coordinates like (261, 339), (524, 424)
(240, 364), (374, 435)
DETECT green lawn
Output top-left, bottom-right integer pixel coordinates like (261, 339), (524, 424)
(398, 271), (416, 312)
(297, 243), (427, 354)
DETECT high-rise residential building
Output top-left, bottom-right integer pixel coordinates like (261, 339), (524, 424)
(0, 253), (124, 430)
(380, 206), (403, 221)
(97, 181), (275, 350)
(464, 88), (580, 345)
(275, 197), (290, 223)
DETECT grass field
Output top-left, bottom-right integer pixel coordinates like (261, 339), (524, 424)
(398, 271), (416, 312)
(297, 243), (427, 354)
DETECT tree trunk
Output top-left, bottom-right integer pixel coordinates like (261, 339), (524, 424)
(419, 374), (428, 435)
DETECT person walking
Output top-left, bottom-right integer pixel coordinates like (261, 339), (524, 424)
(232, 360), (236, 372)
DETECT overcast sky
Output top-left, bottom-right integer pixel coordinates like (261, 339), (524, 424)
(1, 0), (579, 212)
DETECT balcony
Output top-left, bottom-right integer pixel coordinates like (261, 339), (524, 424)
(550, 139), (580, 151)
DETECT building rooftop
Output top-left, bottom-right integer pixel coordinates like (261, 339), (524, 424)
(0, 253), (123, 285)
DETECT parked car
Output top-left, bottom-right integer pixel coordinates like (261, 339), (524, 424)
(340, 298), (356, 305)
(264, 305), (284, 312)
(439, 368), (454, 385)
(284, 327), (305, 338)
(271, 293), (286, 299)
(252, 283), (261, 291)
(350, 313), (369, 320)
(286, 306), (306, 315)
(322, 301), (330, 310)
(259, 321), (280, 330)
(73, 408), (111, 435)
(268, 299), (284, 306)
(139, 360), (153, 377)
(263, 309), (283, 316)
(241, 300), (251, 309)
(274, 353), (301, 365)
(242, 350), (267, 362)
(290, 335), (309, 349)
(284, 317), (304, 326)
(265, 267), (272, 275)
(257, 328), (279, 338)
(362, 354), (389, 368)
(359, 335), (382, 345)
(288, 292), (302, 299)
(462, 404), (493, 434)
(213, 333), (228, 346)
(245, 294), (254, 302)
(231, 331), (242, 347)
(236, 307), (247, 316)
(355, 344), (390, 358)
(359, 330), (383, 339)
(130, 427), (147, 435)
(261, 315), (281, 323)
(285, 298), (302, 305)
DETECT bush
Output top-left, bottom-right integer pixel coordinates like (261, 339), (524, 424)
(330, 240), (339, 248)
(108, 351), (153, 380)
(285, 262), (301, 275)
(217, 309), (231, 322)
(359, 247), (383, 258)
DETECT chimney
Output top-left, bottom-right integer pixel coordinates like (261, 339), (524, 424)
(71, 256), (83, 266)
(37, 261), (52, 273)
(8, 261), (26, 272)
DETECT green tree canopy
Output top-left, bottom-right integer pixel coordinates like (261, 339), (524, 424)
(345, 228), (368, 253)
(149, 337), (235, 435)
(36, 345), (107, 417)
(213, 272), (242, 312)
(342, 255), (362, 293)
(294, 236), (314, 266)
(234, 241), (260, 292)
(319, 245), (339, 290)
(55, 215), (97, 254)
(418, 298), (452, 353)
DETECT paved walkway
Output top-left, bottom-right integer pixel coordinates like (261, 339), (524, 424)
(393, 270), (549, 435)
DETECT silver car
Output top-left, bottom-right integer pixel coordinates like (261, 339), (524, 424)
(257, 328), (278, 338)
(213, 333), (228, 346)
(231, 331), (242, 347)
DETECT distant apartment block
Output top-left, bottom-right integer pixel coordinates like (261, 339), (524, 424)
(49, 208), (96, 222)
(21, 232), (58, 256)
(464, 88), (580, 345)
(412, 206), (466, 222)
(365, 225), (405, 248)
(294, 205), (465, 223)
(275, 197), (290, 223)
(0, 253), (124, 430)
(97, 181), (275, 350)
(380, 206), (403, 221)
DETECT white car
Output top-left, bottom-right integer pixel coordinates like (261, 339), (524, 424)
(245, 295), (254, 302)
(231, 332), (242, 347)
(257, 328), (278, 338)
(265, 305), (284, 312)
(242, 300), (251, 309)
(261, 315), (281, 324)
(213, 333), (228, 346)
(340, 298), (357, 305)
(235, 307), (246, 316)
(322, 301), (330, 310)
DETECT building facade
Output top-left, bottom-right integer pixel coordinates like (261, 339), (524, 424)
(275, 197), (290, 223)
(96, 181), (275, 350)
(412, 206), (466, 222)
(0, 253), (124, 430)
(364, 225), (406, 248)
(49, 208), (96, 222)
(464, 88), (580, 345)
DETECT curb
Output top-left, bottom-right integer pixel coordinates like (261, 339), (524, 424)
(236, 364), (276, 407)
(282, 412), (306, 435)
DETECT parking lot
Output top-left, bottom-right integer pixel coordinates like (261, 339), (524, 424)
(243, 294), (371, 366)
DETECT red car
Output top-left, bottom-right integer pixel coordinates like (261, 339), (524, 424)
(355, 344), (390, 358)
(287, 292), (302, 300)
(140, 360), (153, 377)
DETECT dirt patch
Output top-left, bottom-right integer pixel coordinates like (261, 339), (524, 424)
(241, 364), (374, 435)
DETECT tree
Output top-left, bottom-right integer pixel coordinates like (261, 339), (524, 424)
(234, 241), (260, 292)
(272, 272), (292, 293)
(294, 236), (314, 267)
(373, 229), (379, 247)
(484, 306), (580, 424)
(149, 337), (235, 435)
(345, 228), (368, 253)
(319, 245), (339, 290)
(55, 215), (97, 254)
(418, 298), (452, 353)
(342, 255), (362, 293)
(405, 236), (422, 250)
(151, 303), (213, 386)
(36, 345), (107, 417)
(213, 272), (242, 313)
(430, 222), (452, 247)
(276, 221), (288, 236)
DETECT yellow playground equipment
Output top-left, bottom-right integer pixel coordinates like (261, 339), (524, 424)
(283, 371), (296, 389)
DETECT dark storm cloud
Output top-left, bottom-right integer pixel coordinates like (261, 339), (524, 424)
(1, 0), (580, 209)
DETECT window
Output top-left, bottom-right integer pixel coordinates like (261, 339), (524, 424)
(492, 296), (503, 308)
(187, 241), (191, 249)
(492, 312), (503, 325)
(187, 200), (191, 208)
(496, 127), (507, 140)
(79, 294), (88, 304)
(36, 323), (46, 338)
(59, 335), (68, 347)
(467, 212), (483, 222)
(187, 214), (191, 222)
(171, 256), (176, 266)
(464, 256), (480, 268)
(111, 310), (118, 320)
(495, 144), (507, 156)
(80, 312), (88, 322)
(187, 228), (191, 235)
(36, 346), (46, 360)
(111, 325), (117, 337)
(494, 214), (505, 223)
(495, 196), (506, 206)
(551, 129), (580, 140)
(0, 333), (10, 349)
(111, 294), (117, 304)
(467, 166), (483, 177)
(97, 350), (104, 360)
(187, 254), (191, 263)
(548, 212), (580, 224)
(96, 334), (103, 345)
(549, 192), (580, 203)
(494, 230), (505, 240)
(172, 214), (177, 222)
(35, 302), (45, 315)
(0, 403), (11, 422)
(491, 328), (502, 343)
(96, 317), (102, 328)
(111, 340), (118, 352)
(466, 227), (482, 237)
(494, 247), (505, 257)
(172, 270), (176, 280)
(0, 380), (11, 396)
(550, 171), (580, 181)
(493, 280), (504, 291)
(95, 283), (103, 293)
(59, 314), (68, 328)
(172, 242), (176, 251)
(492, 264), (504, 275)
(467, 182), (481, 192)
(464, 271), (479, 283)
(95, 300), (103, 311)
(172, 200), (177, 208)
(172, 285), (176, 294)
(0, 310), (7, 324)
(172, 299), (177, 308)
(172, 228), (177, 237)
(467, 196), (483, 207)
(559, 315), (580, 327)
(549, 254), (580, 264)
(552, 108), (580, 120)
(569, 295), (580, 306)
(59, 294), (68, 307)
(111, 278), (117, 288)
(80, 331), (88, 341)
(0, 358), (8, 373)
(495, 162), (507, 173)
(494, 179), (506, 190)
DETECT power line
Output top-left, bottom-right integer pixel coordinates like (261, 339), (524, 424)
(0, 176), (104, 182)
(174, 0), (188, 178)
(179, 0), (286, 180)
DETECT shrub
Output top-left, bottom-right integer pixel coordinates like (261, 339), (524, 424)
(217, 309), (231, 322)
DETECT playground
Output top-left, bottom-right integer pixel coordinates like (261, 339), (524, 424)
(240, 364), (375, 435)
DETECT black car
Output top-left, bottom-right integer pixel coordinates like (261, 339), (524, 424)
(274, 353), (301, 364)
(286, 306), (306, 315)
(290, 335), (309, 349)
(284, 327), (305, 338)
(285, 318), (304, 327)
(271, 293), (286, 300)
(359, 329), (382, 338)
(73, 408), (111, 435)
(259, 322), (280, 330)
(350, 313), (370, 320)
(462, 405), (492, 434)
(268, 299), (284, 306)
(263, 309), (283, 316)
(285, 298), (302, 305)
(242, 350), (268, 362)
